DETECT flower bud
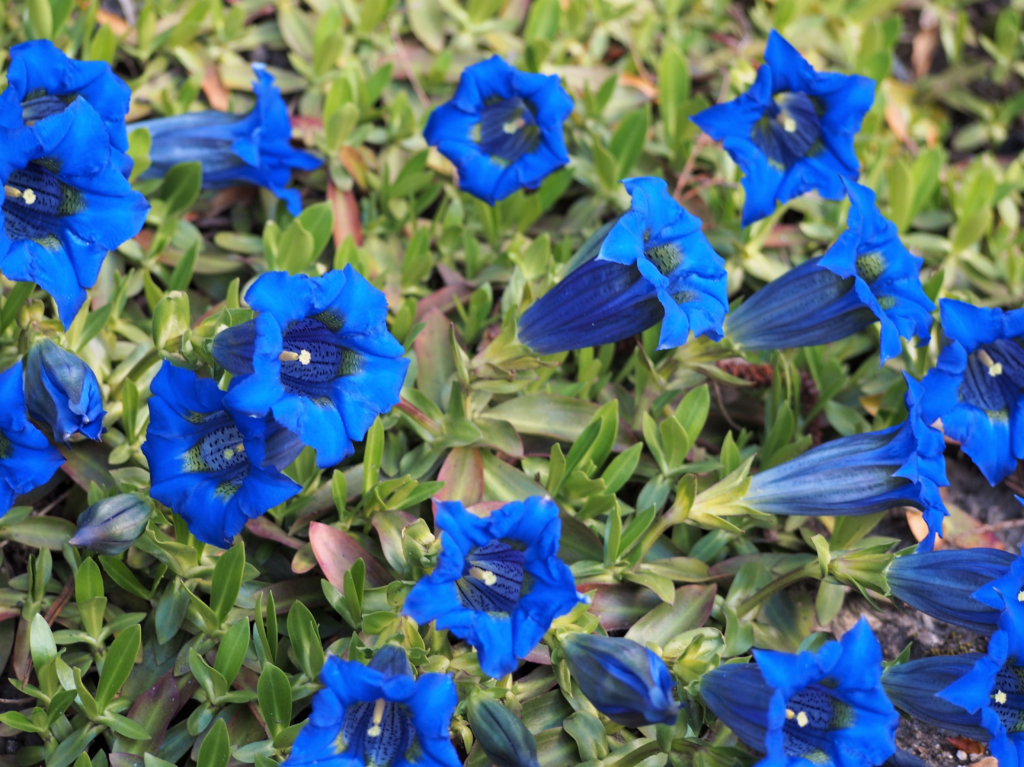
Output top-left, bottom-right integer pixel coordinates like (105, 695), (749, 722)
(561, 633), (680, 727)
(70, 493), (152, 555)
(467, 693), (540, 767)
(152, 290), (190, 350)
(24, 340), (105, 442)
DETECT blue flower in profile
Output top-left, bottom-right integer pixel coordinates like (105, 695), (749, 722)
(725, 182), (933, 362)
(518, 177), (728, 353)
(24, 339), (105, 442)
(131, 65), (322, 215)
(0, 40), (133, 176)
(212, 267), (409, 470)
(0, 100), (149, 328)
(920, 299), (1024, 486)
(0, 361), (65, 516)
(283, 646), (461, 767)
(691, 31), (875, 226)
(402, 496), (586, 679)
(744, 373), (949, 551)
(141, 361), (303, 548)
(881, 655), (990, 743)
(424, 56), (573, 205)
(701, 618), (898, 767)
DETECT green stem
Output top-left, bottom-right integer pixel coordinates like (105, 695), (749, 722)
(735, 561), (820, 618)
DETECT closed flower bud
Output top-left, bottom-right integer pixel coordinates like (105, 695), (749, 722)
(70, 493), (152, 555)
(561, 633), (679, 727)
(467, 693), (540, 767)
(24, 340), (105, 442)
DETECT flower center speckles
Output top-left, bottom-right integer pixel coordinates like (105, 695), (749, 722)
(182, 417), (250, 500)
(0, 431), (11, 461)
(477, 96), (541, 164)
(279, 317), (361, 399)
(961, 340), (1024, 415)
(781, 684), (856, 761)
(3, 160), (85, 250)
(991, 665), (1024, 733)
(751, 91), (822, 171)
(455, 539), (526, 616)
(644, 243), (683, 277)
(855, 252), (887, 283)
(20, 91), (77, 125)
(336, 696), (416, 767)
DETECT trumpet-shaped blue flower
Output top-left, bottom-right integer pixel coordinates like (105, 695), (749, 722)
(212, 267), (409, 470)
(0, 40), (133, 176)
(886, 548), (1017, 634)
(725, 182), (933, 361)
(921, 299), (1024, 486)
(561, 633), (679, 727)
(0, 100), (149, 328)
(518, 177), (728, 353)
(24, 339), (105, 442)
(424, 56), (573, 205)
(141, 362), (303, 548)
(402, 496), (585, 679)
(881, 655), (990, 742)
(131, 66), (322, 216)
(691, 31), (875, 226)
(744, 373), (949, 551)
(283, 647), (461, 767)
(701, 618), (898, 767)
(0, 361), (65, 516)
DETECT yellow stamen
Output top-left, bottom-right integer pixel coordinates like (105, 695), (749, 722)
(977, 349), (1003, 376)
(996, 690), (1008, 705)
(367, 698), (386, 738)
(785, 709), (795, 720)
(279, 351), (300, 362)
(223, 448), (235, 461)
(299, 349), (311, 365)
(796, 711), (809, 728)
(22, 189), (36, 205)
(468, 566), (498, 586)
(236, 443), (245, 453)
(503, 117), (527, 134)
(1018, 589), (1024, 603)
(4, 184), (35, 204)
(781, 115), (798, 133)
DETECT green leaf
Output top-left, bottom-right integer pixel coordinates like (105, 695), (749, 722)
(600, 443), (642, 495)
(167, 241), (199, 292)
(95, 624), (141, 710)
(30, 614), (57, 669)
(257, 663), (292, 739)
(214, 617), (250, 686)
(287, 602), (325, 679)
(211, 543), (245, 625)
(108, 714), (151, 740)
(362, 417), (384, 496)
(0, 282), (34, 335)
(610, 106), (650, 179)
(160, 162), (203, 219)
(197, 718), (230, 767)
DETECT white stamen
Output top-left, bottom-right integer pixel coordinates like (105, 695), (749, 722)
(996, 690), (1008, 705)
(468, 566), (498, 586)
(503, 117), (527, 134)
(367, 698), (386, 737)
(785, 709), (795, 720)
(796, 711), (809, 728)
(977, 349), (1003, 376)
(279, 351), (300, 362)
(1018, 589), (1024, 603)
(299, 349), (311, 366)
(781, 115), (798, 133)
(22, 189), (36, 205)
(223, 448), (235, 460)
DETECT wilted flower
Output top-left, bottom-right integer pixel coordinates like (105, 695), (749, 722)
(283, 646), (461, 767)
(212, 267), (409, 470)
(725, 182), (933, 362)
(69, 492), (152, 555)
(691, 31), (875, 226)
(0, 361), (65, 517)
(561, 633), (679, 727)
(881, 655), (990, 742)
(920, 299), (1024, 486)
(402, 496), (585, 679)
(424, 56), (573, 205)
(518, 177), (728, 353)
(886, 548), (1017, 633)
(701, 618), (898, 767)
(1, 99), (149, 327)
(131, 65), (321, 215)
(141, 361), (303, 548)
(24, 339), (105, 442)
(466, 693), (540, 767)
(744, 373), (949, 550)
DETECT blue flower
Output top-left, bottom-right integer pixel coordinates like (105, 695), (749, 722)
(131, 65), (322, 216)
(691, 31), (875, 226)
(24, 339), (105, 442)
(744, 373), (949, 550)
(920, 299), (1024, 486)
(886, 548), (1017, 634)
(141, 361), (303, 548)
(212, 267), (409, 470)
(725, 182), (933, 362)
(0, 361), (65, 517)
(69, 492), (152, 555)
(518, 177), (728, 353)
(701, 618), (898, 767)
(402, 496), (585, 679)
(561, 633), (679, 727)
(424, 56), (573, 205)
(881, 655), (990, 742)
(0, 40), (133, 176)
(283, 646), (461, 767)
(0, 99), (149, 328)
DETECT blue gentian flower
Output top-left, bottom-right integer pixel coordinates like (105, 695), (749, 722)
(24, 339), (105, 442)
(423, 56), (573, 205)
(0, 100), (149, 328)
(881, 655), (990, 742)
(69, 492), (152, 555)
(725, 182), (934, 362)
(141, 361), (303, 548)
(0, 40), (133, 176)
(212, 267), (410, 470)
(0, 361), (65, 516)
(283, 646), (461, 767)
(131, 65), (322, 216)
(744, 373), (949, 551)
(691, 31), (875, 226)
(561, 633), (679, 727)
(518, 177), (728, 353)
(701, 618), (899, 767)
(886, 548), (1017, 634)
(920, 299), (1024, 486)
(402, 496), (586, 679)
